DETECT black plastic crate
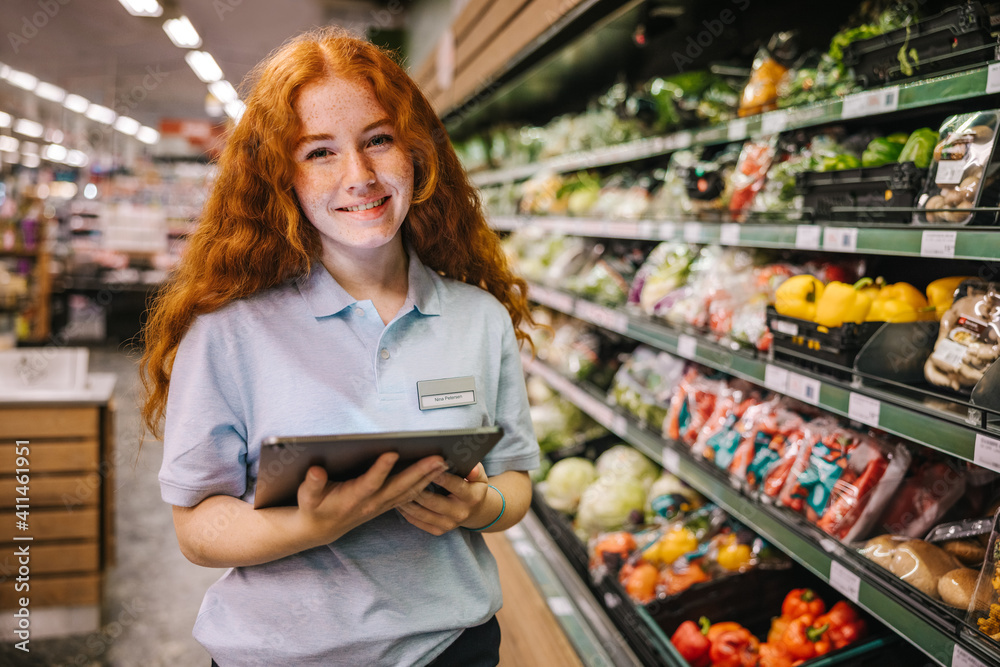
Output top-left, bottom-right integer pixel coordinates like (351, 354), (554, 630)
(843, 1), (999, 88)
(767, 307), (883, 374)
(796, 162), (925, 223)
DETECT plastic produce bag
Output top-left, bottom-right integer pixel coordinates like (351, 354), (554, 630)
(607, 346), (686, 432)
(874, 456), (966, 538)
(738, 32), (796, 117)
(924, 281), (1000, 393)
(729, 137), (778, 221)
(627, 241), (696, 316)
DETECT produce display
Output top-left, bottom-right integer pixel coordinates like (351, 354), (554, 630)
(970, 508), (1000, 642)
(924, 281), (1000, 393)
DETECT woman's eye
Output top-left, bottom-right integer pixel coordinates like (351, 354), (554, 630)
(305, 148), (332, 160)
(369, 134), (392, 148)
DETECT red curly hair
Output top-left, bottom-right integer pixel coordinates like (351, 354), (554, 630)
(140, 27), (533, 438)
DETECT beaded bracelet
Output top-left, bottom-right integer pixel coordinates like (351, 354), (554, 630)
(467, 484), (505, 532)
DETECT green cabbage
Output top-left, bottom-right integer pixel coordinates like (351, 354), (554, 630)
(575, 476), (648, 535)
(541, 457), (598, 513)
(595, 445), (659, 488)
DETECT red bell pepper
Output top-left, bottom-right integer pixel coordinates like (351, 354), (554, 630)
(709, 626), (759, 667)
(757, 642), (795, 667)
(814, 601), (867, 649)
(781, 615), (832, 660)
(781, 588), (826, 620)
(670, 617), (711, 667)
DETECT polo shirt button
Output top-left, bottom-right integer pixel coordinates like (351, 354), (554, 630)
(355, 307), (365, 317)
(380, 348), (390, 360)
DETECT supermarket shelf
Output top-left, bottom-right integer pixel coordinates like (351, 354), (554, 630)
(471, 64), (999, 187)
(504, 514), (644, 667)
(521, 356), (1000, 667)
(492, 215), (1000, 262)
(524, 282), (1000, 471)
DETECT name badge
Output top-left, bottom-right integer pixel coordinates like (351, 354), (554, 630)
(417, 376), (477, 410)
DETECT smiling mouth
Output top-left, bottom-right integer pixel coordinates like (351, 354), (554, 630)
(340, 196), (388, 212)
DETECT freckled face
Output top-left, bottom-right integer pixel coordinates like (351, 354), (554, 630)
(292, 76), (414, 258)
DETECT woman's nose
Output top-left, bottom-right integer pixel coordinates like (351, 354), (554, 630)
(344, 149), (375, 189)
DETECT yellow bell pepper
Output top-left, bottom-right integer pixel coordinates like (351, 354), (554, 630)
(774, 275), (825, 321)
(926, 276), (975, 319)
(877, 282), (928, 310)
(645, 528), (699, 566)
(815, 278), (875, 327)
(716, 534), (754, 572)
(866, 298), (935, 322)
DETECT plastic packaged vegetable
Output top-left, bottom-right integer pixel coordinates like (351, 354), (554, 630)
(924, 281), (1000, 392)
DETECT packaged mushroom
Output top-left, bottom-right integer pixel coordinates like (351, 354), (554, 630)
(924, 282), (1000, 393)
(914, 110), (1000, 225)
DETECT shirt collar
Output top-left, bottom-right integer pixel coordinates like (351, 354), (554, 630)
(296, 244), (441, 319)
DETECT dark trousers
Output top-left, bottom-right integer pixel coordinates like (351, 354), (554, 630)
(209, 615), (501, 667)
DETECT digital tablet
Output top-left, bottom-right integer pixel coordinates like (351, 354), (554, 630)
(253, 426), (504, 509)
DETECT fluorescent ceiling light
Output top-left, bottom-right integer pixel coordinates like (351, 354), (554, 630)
(163, 16), (201, 48)
(44, 128), (64, 144)
(136, 126), (160, 145)
(63, 94), (90, 113)
(208, 80), (239, 104)
(6, 70), (38, 91)
(117, 0), (162, 17)
(21, 153), (40, 169)
(13, 119), (43, 138)
(34, 82), (66, 103)
(184, 50), (223, 83)
(225, 100), (245, 123)
(85, 104), (116, 125)
(66, 150), (89, 167)
(42, 143), (68, 162)
(113, 116), (141, 135)
(0, 63), (9, 79)
(0, 112), (10, 128)
(0, 136), (18, 153)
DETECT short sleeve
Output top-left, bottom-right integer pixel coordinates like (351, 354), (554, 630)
(483, 316), (540, 476)
(158, 313), (250, 507)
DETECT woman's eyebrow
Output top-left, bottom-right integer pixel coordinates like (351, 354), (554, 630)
(294, 118), (392, 150)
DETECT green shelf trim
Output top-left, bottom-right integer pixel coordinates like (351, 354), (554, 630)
(472, 66), (997, 187)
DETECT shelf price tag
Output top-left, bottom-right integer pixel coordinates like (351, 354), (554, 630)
(823, 227), (858, 252)
(720, 223), (741, 246)
(841, 86), (899, 119)
(684, 222), (702, 243)
(787, 372), (821, 405)
(658, 222), (677, 240)
(795, 225), (822, 250)
(987, 62), (1000, 95)
(637, 221), (656, 239)
(547, 597), (575, 617)
(727, 118), (749, 141)
(974, 434), (1000, 474)
(574, 300), (629, 334)
(760, 110), (789, 135)
(828, 561), (861, 603)
(848, 393), (881, 426)
(662, 448), (680, 474)
(615, 221), (642, 238)
(953, 644), (991, 667)
(677, 334), (698, 360)
(921, 230), (957, 258)
(764, 364), (789, 393)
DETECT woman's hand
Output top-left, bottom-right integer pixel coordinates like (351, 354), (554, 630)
(294, 452), (450, 547)
(396, 463), (493, 535)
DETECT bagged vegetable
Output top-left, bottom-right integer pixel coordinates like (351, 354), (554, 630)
(608, 346), (686, 432)
(729, 137), (779, 222)
(738, 32), (797, 117)
(861, 134), (907, 168)
(627, 242), (696, 316)
(897, 127), (937, 169)
(924, 281), (1000, 392)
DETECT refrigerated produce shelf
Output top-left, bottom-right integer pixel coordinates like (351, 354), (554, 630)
(522, 356), (1000, 667)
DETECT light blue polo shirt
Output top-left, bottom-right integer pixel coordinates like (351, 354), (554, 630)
(159, 245), (539, 667)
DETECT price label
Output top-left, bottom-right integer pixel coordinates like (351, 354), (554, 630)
(920, 230), (957, 258)
(828, 561), (861, 603)
(612, 414), (628, 435)
(987, 62), (1000, 95)
(658, 222), (677, 240)
(787, 372), (821, 405)
(761, 110), (789, 135)
(547, 597), (575, 617)
(684, 222), (702, 243)
(974, 434), (1000, 474)
(795, 225), (822, 250)
(664, 132), (693, 150)
(616, 221), (642, 238)
(764, 364), (789, 392)
(637, 221), (656, 239)
(728, 118), (749, 141)
(677, 334), (698, 360)
(848, 393), (881, 426)
(574, 300), (629, 334)
(953, 644), (991, 667)
(772, 320), (799, 337)
(578, 220), (603, 236)
(662, 448), (680, 474)
(841, 86), (900, 119)
(935, 159), (968, 186)
(823, 227), (858, 252)
(720, 223), (741, 246)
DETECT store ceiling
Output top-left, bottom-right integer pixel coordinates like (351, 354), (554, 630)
(0, 0), (403, 130)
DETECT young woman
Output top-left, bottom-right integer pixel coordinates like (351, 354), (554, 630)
(140, 27), (539, 667)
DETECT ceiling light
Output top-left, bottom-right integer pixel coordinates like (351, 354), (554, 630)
(163, 16), (202, 48)
(0, 112), (10, 128)
(225, 100), (246, 123)
(184, 51), (223, 83)
(6, 70), (38, 92)
(85, 104), (116, 125)
(42, 143), (68, 162)
(34, 82), (66, 103)
(83, 183), (98, 199)
(0, 63), (9, 79)
(63, 94), (90, 113)
(135, 126), (160, 145)
(20, 141), (38, 155)
(0, 136), (18, 153)
(21, 154), (40, 169)
(44, 128), (64, 143)
(113, 116), (141, 135)
(67, 150), (89, 167)
(117, 0), (162, 17)
(208, 80), (239, 104)
(13, 119), (43, 138)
